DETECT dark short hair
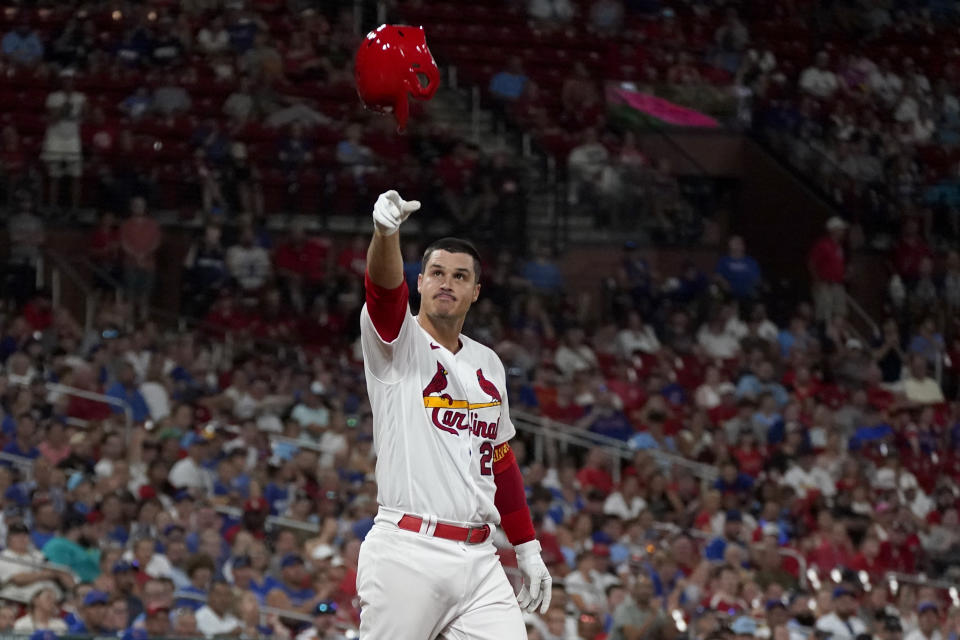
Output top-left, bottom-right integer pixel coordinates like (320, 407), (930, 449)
(420, 238), (482, 283)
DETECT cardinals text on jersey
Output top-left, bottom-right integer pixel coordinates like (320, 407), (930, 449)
(360, 301), (516, 525)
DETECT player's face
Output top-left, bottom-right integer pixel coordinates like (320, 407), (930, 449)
(418, 250), (480, 320)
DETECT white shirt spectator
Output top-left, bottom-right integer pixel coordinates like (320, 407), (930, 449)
(869, 69), (903, 105)
(565, 568), (617, 612)
(13, 615), (68, 633)
(169, 457), (209, 490)
(195, 605), (240, 638)
(226, 244), (271, 291)
(121, 550), (173, 579)
(290, 403), (329, 430)
(782, 464), (836, 498)
(0, 549), (61, 603)
(615, 326), (660, 356)
(799, 66), (839, 99)
(140, 380), (171, 421)
(554, 344), (598, 377)
(603, 491), (647, 520)
(697, 326), (741, 360)
(528, 0), (574, 21)
(905, 628), (942, 640)
(196, 26), (230, 55)
(816, 613), (867, 640)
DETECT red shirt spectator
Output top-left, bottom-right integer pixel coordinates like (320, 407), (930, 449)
(808, 232), (845, 283)
(892, 219), (933, 281)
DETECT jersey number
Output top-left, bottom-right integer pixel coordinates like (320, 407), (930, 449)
(479, 442), (493, 476)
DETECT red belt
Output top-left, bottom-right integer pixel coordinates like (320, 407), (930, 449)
(397, 514), (491, 544)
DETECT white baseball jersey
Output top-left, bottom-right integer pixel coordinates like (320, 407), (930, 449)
(360, 301), (515, 525)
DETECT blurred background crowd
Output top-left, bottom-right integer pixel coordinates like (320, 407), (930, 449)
(0, 1), (959, 640)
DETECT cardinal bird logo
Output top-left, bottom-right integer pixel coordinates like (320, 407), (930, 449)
(422, 362), (453, 405)
(476, 369), (502, 403)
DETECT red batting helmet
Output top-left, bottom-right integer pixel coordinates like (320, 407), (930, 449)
(354, 24), (440, 131)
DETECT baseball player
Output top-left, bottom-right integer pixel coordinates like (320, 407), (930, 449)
(357, 190), (552, 639)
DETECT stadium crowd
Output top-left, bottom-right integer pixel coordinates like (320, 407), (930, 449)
(0, 209), (956, 640)
(1, 1), (960, 640)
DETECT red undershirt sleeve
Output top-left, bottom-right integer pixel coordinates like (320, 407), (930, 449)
(364, 270), (409, 343)
(492, 443), (536, 545)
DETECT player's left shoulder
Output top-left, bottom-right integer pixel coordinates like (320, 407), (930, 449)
(460, 334), (506, 371)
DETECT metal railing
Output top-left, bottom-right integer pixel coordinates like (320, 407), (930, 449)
(44, 382), (133, 442)
(512, 411), (718, 483)
(211, 505), (321, 535)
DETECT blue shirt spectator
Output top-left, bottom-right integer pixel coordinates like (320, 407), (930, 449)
(105, 363), (151, 422)
(715, 236), (762, 298)
(489, 58), (528, 101)
(2, 25), (44, 66)
(522, 247), (565, 295)
(736, 362), (789, 407)
(705, 510), (747, 561)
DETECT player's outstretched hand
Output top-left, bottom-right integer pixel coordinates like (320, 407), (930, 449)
(372, 189), (421, 236)
(515, 540), (552, 614)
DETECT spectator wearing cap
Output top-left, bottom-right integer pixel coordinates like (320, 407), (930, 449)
(141, 603), (172, 637)
(196, 580), (241, 638)
(609, 574), (670, 640)
(705, 510), (747, 561)
(906, 602), (943, 640)
(3, 414), (40, 460)
(290, 382), (330, 433)
(0, 523), (72, 602)
(69, 589), (110, 634)
(808, 217), (848, 323)
(260, 554), (316, 612)
(113, 561), (143, 625)
(12, 587), (66, 633)
(880, 615), (903, 640)
(224, 498), (269, 544)
(169, 433), (211, 491)
(227, 555), (263, 597)
(816, 587), (868, 640)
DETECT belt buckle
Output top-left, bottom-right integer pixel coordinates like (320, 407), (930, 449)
(466, 525), (488, 544)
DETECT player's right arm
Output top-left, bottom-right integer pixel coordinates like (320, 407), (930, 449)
(361, 191), (421, 381)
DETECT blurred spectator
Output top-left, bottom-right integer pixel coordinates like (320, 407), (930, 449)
(609, 574), (670, 640)
(589, 0), (624, 35)
(5, 193), (45, 307)
(223, 76), (255, 123)
(1, 23), (43, 67)
(715, 235), (762, 299)
(69, 590), (111, 634)
(713, 8), (750, 73)
(0, 524), (69, 603)
(197, 16), (231, 57)
(808, 217), (848, 322)
(799, 52), (840, 100)
(241, 33), (283, 84)
(816, 587), (867, 640)
(153, 72), (193, 117)
(12, 587), (67, 633)
(900, 356), (945, 405)
(489, 57), (528, 132)
(568, 128), (609, 206)
(227, 226), (272, 293)
(195, 581), (240, 637)
(105, 362), (151, 423)
(182, 223), (229, 317)
(528, 0), (575, 28)
(42, 71), (86, 212)
(119, 197), (162, 320)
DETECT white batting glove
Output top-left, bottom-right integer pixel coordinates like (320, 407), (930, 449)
(372, 189), (420, 236)
(515, 540), (552, 614)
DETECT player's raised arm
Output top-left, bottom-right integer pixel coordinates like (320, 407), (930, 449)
(364, 190), (421, 342)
